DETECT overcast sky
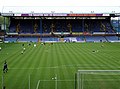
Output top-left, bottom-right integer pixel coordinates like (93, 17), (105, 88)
(0, 0), (120, 12)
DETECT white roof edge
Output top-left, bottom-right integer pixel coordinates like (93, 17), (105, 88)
(2, 6), (120, 14)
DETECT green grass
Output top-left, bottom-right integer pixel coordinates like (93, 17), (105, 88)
(0, 42), (120, 89)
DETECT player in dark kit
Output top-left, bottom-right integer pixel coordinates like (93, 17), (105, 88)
(3, 61), (8, 73)
(3, 86), (5, 89)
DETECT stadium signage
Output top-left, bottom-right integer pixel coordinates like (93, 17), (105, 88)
(67, 14), (103, 16)
(102, 14), (109, 16)
(83, 32), (91, 35)
(2, 13), (120, 17)
(32, 13), (44, 16)
(35, 13), (103, 17)
(115, 13), (120, 16)
(52, 13), (67, 16)
(14, 14), (21, 16)
(93, 32), (105, 34)
(1, 13), (14, 16)
(21, 14), (32, 16)
(43, 13), (53, 16)
(72, 33), (83, 35)
(18, 13), (108, 17)
(53, 32), (70, 34)
(32, 13), (67, 16)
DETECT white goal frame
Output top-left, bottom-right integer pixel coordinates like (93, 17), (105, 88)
(77, 70), (120, 89)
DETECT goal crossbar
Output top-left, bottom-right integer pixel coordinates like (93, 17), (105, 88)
(78, 70), (120, 72)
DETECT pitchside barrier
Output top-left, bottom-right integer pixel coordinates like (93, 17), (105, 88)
(76, 70), (120, 89)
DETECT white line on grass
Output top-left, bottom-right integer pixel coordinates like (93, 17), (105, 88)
(2, 75), (4, 89)
(36, 80), (40, 89)
(55, 74), (57, 89)
(0, 66), (118, 70)
(29, 75), (31, 89)
(0, 64), (119, 70)
(38, 80), (75, 81)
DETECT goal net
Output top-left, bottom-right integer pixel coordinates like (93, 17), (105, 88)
(76, 70), (120, 89)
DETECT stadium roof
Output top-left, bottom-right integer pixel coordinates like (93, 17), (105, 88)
(2, 6), (120, 14)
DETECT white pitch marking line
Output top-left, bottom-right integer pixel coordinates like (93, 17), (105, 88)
(36, 80), (40, 89)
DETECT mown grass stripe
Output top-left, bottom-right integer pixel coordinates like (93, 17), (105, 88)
(0, 42), (120, 89)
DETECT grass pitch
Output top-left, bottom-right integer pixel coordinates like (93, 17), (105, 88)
(0, 42), (120, 89)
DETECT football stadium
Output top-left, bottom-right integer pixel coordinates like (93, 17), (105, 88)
(0, 6), (120, 89)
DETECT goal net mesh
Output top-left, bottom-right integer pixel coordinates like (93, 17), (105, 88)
(76, 70), (120, 89)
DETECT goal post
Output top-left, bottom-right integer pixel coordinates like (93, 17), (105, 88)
(76, 70), (120, 89)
